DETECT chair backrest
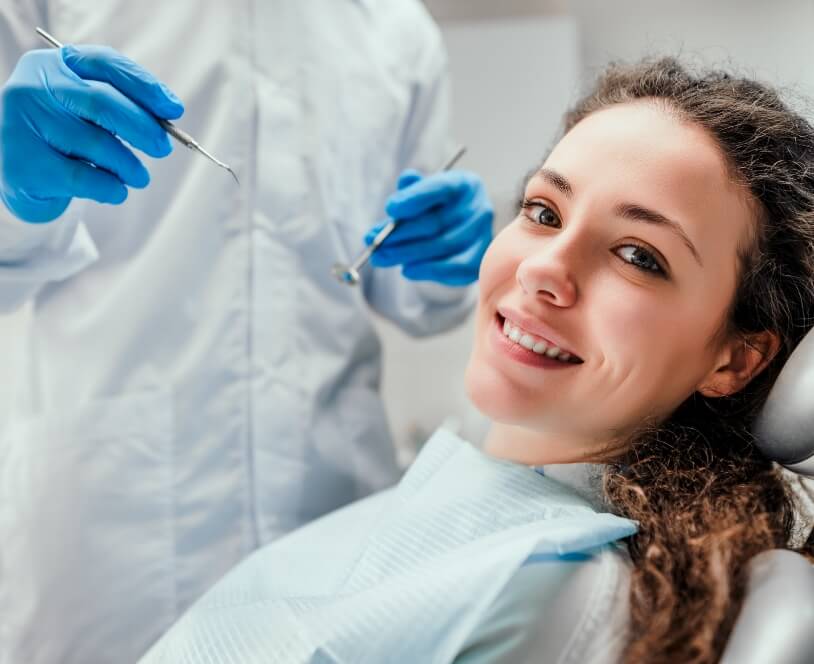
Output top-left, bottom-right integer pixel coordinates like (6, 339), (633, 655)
(723, 326), (814, 661)
(755, 326), (814, 476)
(721, 549), (814, 664)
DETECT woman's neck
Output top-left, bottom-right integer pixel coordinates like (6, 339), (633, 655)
(483, 422), (614, 466)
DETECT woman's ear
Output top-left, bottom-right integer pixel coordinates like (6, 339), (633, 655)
(697, 330), (781, 397)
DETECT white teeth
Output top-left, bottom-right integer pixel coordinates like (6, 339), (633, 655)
(519, 334), (535, 350)
(500, 318), (576, 362)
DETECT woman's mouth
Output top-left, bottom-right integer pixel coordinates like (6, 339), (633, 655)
(492, 314), (584, 369)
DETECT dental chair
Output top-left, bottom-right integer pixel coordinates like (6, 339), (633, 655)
(725, 327), (814, 664)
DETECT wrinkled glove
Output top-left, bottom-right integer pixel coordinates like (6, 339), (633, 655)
(0, 45), (184, 223)
(364, 169), (493, 286)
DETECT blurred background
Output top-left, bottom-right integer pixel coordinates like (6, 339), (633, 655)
(3, 0), (814, 464)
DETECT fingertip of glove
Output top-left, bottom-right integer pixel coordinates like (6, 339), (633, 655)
(107, 184), (128, 205)
(157, 85), (185, 119)
(364, 222), (388, 245)
(159, 82), (183, 105)
(149, 134), (173, 159)
(384, 197), (406, 217)
(59, 44), (77, 60)
(159, 101), (185, 120)
(397, 169), (423, 189)
(131, 164), (150, 189)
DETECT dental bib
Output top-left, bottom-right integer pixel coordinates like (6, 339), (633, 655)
(140, 429), (637, 664)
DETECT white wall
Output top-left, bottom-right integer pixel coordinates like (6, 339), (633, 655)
(570, 0), (814, 97)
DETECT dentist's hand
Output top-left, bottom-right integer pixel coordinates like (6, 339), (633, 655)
(0, 45), (184, 223)
(364, 169), (494, 286)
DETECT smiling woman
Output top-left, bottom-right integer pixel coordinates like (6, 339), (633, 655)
(467, 57), (814, 663)
(140, 58), (814, 664)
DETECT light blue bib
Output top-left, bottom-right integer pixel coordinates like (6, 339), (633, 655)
(140, 429), (637, 664)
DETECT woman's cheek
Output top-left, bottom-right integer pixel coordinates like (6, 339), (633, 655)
(479, 228), (521, 292)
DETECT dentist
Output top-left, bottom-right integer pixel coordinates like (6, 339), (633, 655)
(0, 2), (493, 662)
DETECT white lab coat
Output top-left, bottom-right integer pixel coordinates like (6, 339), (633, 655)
(0, 1), (472, 662)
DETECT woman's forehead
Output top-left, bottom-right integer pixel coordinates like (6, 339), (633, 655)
(545, 105), (747, 202)
(548, 103), (727, 181)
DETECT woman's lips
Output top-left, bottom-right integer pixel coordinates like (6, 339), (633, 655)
(490, 314), (582, 370)
(496, 306), (582, 361)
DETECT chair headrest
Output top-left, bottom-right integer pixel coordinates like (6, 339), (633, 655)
(754, 327), (814, 477)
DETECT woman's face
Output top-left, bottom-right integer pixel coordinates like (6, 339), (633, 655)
(465, 102), (758, 462)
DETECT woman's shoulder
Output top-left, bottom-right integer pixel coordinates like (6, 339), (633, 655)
(456, 544), (631, 664)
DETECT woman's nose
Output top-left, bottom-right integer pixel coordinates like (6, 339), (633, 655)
(515, 246), (578, 307)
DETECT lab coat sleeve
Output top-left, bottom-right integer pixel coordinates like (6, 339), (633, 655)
(362, 10), (477, 339)
(0, 3), (99, 314)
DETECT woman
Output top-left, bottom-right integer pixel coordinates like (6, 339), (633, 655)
(140, 58), (814, 664)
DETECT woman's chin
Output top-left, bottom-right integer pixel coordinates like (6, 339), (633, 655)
(464, 363), (536, 424)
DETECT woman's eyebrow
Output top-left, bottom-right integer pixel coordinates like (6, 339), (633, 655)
(614, 203), (703, 267)
(535, 167), (703, 267)
(537, 168), (573, 197)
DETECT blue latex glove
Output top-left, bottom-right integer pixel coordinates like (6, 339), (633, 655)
(364, 169), (494, 286)
(0, 45), (184, 223)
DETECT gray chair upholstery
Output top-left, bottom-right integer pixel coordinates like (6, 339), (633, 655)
(721, 326), (814, 663)
(755, 325), (814, 477)
(721, 549), (814, 664)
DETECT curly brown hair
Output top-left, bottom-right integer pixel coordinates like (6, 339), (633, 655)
(562, 58), (814, 663)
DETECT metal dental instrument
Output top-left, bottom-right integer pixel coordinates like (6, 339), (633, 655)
(332, 145), (467, 286)
(35, 27), (240, 185)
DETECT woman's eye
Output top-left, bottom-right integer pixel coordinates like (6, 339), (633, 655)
(615, 244), (666, 277)
(518, 200), (667, 279)
(521, 200), (561, 227)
